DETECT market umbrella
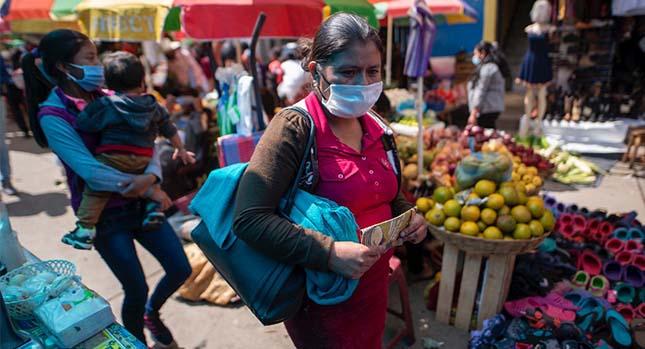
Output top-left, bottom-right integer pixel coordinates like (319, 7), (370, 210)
(403, 0), (436, 178)
(75, 0), (174, 41)
(175, 0), (324, 39)
(369, 0), (477, 85)
(4, 0), (82, 34)
(164, 0), (376, 35)
(323, 0), (378, 28)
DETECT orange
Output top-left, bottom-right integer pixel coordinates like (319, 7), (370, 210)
(416, 197), (435, 213)
(529, 220), (545, 237)
(474, 180), (497, 197)
(443, 199), (462, 218)
(498, 187), (519, 207)
(477, 221), (487, 232)
(483, 226), (503, 240)
(499, 205), (511, 216)
(444, 217), (461, 232)
(513, 223), (532, 240)
(540, 210), (555, 231)
(460, 221), (479, 236)
(511, 205), (532, 224)
(461, 205), (481, 222)
(481, 208), (497, 225)
(526, 197), (546, 218)
(433, 186), (453, 204)
(425, 208), (446, 226)
(486, 193), (505, 210)
(496, 215), (517, 234)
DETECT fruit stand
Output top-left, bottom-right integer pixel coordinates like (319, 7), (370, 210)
(418, 179), (554, 331)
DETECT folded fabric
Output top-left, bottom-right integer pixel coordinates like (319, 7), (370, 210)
(190, 162), (359, 306)
(289, 189), (359, 305)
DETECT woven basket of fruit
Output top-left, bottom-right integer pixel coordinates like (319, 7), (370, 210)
(428, 224), (549, 255)
(418, 178), (556, 255)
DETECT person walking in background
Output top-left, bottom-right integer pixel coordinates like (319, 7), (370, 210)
(22, 30), (190, 348)
(1, 51), (30, 136)
(467, 41), (509, 128)
(0, 88), (17, 196)
(277, 42), (309, 106)
(233, 14), (427, 348)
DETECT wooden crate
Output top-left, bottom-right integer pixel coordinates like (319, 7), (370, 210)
(429, 226), (548, 330)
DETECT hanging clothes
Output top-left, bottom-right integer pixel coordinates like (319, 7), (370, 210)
(518, 32), (553, 84)
(215, 65), (247, 136)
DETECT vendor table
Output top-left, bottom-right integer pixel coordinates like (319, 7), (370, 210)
(5, 249), (146, 349)
(543, 118), (645, 154)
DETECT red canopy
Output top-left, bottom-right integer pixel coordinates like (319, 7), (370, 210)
(5, 0), (53, 20)
(176, 0), (325, 39)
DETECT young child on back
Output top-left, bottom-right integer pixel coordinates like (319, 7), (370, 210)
(62, 51), (194, 250)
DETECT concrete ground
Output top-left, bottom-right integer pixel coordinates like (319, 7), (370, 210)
(3, 114), (645, 349)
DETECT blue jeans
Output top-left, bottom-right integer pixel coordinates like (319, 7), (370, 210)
(94, 201), (191, 343)
(0, 100), (11, 184)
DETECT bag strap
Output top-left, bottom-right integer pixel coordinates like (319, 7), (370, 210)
(366, 110), (402, 192)
(280, 106), (316, 216)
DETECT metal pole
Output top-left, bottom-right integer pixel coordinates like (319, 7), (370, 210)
(249, 13), (267, 130)
(386, 15), (393, 86)
(417, 76), (424, 178)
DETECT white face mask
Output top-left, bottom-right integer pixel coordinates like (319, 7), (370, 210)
(317, 68), (383, 118)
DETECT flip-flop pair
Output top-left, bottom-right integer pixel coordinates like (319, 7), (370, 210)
(613, 227), (645, 241)
(570, 271), (609, 297)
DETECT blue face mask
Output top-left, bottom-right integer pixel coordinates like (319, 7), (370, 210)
(471, 56), (481, 65)
(66, 64), (105, 92)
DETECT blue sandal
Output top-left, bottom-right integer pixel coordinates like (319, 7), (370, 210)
(606, 309), (632, 348)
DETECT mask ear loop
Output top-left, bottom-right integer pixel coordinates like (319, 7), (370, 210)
(314, 64), (332, 99)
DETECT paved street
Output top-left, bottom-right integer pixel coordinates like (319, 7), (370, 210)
(3, 119), (645, 349)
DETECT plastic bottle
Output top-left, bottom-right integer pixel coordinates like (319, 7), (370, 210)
(0, 201), (26, 271)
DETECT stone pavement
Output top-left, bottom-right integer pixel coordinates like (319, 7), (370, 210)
(3, 123), (645, 349)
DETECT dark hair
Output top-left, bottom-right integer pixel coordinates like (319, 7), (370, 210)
(103, 51), (144, 92)
(270, 47), (282, 60)
(471, 41), (511, 86)
(220, 41), (236, 63)
(22, 29), (91, 147)
(298, 13), (383, 72)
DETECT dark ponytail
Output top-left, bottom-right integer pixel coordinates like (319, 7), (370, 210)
(471, 41), (511, 86)
(21, 29), (91, 148)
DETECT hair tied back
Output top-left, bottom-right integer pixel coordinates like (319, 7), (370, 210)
(30, 48), (41, 58)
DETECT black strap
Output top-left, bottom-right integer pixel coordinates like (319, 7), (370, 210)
(280, 106), (315, 216)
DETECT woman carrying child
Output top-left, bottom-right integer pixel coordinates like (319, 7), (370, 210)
(22, 29), (190, 348)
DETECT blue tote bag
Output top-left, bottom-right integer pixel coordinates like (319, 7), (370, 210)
(190, 107), (314, 325)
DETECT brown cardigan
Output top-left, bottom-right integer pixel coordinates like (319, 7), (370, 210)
(232, 108), (414, 271)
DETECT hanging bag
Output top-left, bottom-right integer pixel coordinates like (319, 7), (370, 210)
(190, 106), (315, 325)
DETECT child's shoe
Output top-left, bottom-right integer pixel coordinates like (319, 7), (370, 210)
(61, 224), (96, 250)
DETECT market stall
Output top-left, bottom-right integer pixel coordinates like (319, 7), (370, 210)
(540, 0), (645, 153)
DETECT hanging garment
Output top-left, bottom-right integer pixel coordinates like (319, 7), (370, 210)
(236, 75), (255, 136)
(519, 32), (553, 84)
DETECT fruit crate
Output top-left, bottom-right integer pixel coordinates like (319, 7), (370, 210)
(428, 225), (548, 330)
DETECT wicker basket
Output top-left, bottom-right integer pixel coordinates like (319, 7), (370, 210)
(428, 224), (549, 255)
(0, 260), (76, 320)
